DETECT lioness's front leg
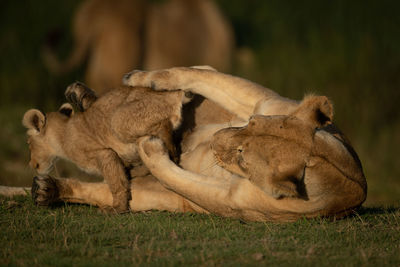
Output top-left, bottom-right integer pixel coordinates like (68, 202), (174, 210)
(31, 175), (112, 207)
(31, 175), (206, 214)
(137, 136), (275, 221)
(65, 81), (98, 112)
(123, 67), (279, 120)
(97, 150), (130, 213)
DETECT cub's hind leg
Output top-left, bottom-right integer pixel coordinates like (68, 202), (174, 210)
(149, 118), (178, 163)
(97, 150), (131, 213)
(110, 91), (184, 162)
(65, 81), (98, 112)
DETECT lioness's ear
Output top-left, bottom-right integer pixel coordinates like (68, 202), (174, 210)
(22, 109), (46, 133)
(292, 95), (333, 127)
(58, 103), (74, 117)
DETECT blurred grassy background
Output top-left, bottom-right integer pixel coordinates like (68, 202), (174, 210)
(0, 0), (399, 205)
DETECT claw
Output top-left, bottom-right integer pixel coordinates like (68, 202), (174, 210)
(65, 82), (97, 112)
(31, 175), (60, 206)
(122, 70), (143, 85)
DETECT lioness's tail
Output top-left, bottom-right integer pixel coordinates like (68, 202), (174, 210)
(0, 186), (30, 197)
(42, 8), (93, 75)
(42, 29), (90, 75)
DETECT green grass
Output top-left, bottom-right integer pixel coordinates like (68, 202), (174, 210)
(1, 196), (399, 266)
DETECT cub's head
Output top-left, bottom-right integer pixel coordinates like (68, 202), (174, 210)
(211, 95), (339, 197)
(22, 103), (74, 174)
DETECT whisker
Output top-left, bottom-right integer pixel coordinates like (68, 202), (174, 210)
(199, 159), (220, 174)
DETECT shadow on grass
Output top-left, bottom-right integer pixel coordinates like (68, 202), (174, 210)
(356, 206), (400, 216)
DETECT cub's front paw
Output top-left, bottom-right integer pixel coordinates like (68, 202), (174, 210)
(31, 175), (60, 206)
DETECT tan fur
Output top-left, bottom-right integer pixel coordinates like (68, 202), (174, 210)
(17, 67), (366, 222)
(22, 84), (187, 212)
(43, 0), (233, 94)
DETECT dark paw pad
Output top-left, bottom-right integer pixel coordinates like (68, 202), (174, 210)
(65, 82), (97, 112)
(31, 175), (60, 206)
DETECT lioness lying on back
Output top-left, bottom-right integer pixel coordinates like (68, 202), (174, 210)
(23, 82), (188, 212)
(16, 66), (367, 221)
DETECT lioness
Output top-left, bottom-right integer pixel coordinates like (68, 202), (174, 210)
(21, 67), (366, 221)
(43, 0), (233, 94)
(22, 82), (189, 212)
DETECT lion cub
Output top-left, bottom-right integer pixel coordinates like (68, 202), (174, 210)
(23, 82), (189, 212)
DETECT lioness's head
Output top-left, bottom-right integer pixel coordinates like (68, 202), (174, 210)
(211, 95), (363, 198)
(22, 103), (74, 174)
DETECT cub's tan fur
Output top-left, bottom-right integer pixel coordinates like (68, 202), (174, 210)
(19, 67), (366, 222)
(22, 83), (187, 212)
(43, 0), (233, 94)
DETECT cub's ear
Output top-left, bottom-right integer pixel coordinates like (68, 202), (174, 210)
(58, 103), (74, 117)
(291, 95), (333, 127)
(22, 109), (46, 133)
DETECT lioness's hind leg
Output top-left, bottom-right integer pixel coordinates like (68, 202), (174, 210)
(122, 67), (276, 120)
(122, 69), (181, 91)
(65, 81), (98, 112)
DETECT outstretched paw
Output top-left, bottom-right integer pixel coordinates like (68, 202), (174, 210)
(31, 175), (60, 206)
(122, 69), (179, 91)
(65, 82), (97, 112)
(138, 136), (168, 160)
(122, 70), (150, 87)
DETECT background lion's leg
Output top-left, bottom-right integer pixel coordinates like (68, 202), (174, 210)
(0, 186), (30, 197)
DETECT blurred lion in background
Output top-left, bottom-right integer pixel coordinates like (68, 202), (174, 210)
(43, 0), (234, 94)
